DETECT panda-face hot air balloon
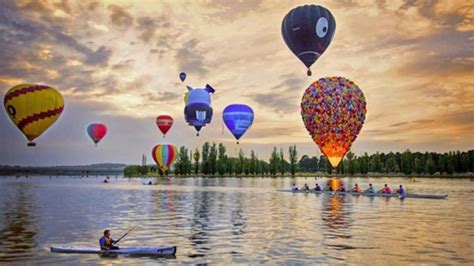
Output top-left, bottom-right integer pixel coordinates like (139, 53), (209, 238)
(184, 84), (215, 136)
(3, 84), (64, 146)
(152, 144), (178, 173)
(87, 123), (107, 146)
(301, 77), (366, 168)
(282, 5), (336, 76)
(223, 104), (254, 144)
(156, 115), (173, 137)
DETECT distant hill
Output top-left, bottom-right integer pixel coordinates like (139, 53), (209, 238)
(0, 163), (127, 176)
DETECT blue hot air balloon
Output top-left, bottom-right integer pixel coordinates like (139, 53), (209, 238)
(184, 84), (215, 136)
(179, 72), (187, 82)
(281, 5), (336, 76)
(222, 104), (254, 144)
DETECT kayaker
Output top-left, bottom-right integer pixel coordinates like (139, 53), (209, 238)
(99, 230), (119, 250)
(378, 184), (393, 194)
(314, 183), (322, 191)
(291, 183), (299, 191)
(351, 183), (362, 193)
(337, 183), (346, 192)
(148, 180), (152, 185)
(397, 185), (406, 195)
(302, 183), (310, 191)
(364, 183), (376, 193)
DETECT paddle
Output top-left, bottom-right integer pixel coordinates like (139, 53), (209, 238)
(114, 227), (136, 245)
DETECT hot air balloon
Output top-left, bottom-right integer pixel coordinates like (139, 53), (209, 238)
(179, 72), (186, 82)
(301, 77), (366, 168)
(184, 84), (215, 136)
(156, 115), (173, 137)
(3, 84), (64, 146)
(282, 5), (336, 76)
(222, 104), (254, 144)
(87, 123), (107, 146)
(151, 144), (178, 173)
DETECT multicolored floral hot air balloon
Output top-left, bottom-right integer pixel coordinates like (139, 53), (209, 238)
(301, 77), (366, 168)
(184, 84), (215, 136)
(282, 5), (336, 76)
(3, 84), (64, 146)
(87, 123), (107, 146)
(156, 115), (173, 137)
(152, 144), (178, 172)
(222, 104), (254, 144)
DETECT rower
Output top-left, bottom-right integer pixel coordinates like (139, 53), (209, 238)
(291, 183), (299, 191)
(314, 183), (322, 191)
(148, 180), (153, 185)
(324, 183), (333, 192)
(302, 183), (310, 191)
(337, 183), (346, 192)
(397, 185), (406, 195)
(99, 230), (119, 250)
(352, 183), (362, 193)
(378, 184), (393, 194)
(365, 183), (376, 193)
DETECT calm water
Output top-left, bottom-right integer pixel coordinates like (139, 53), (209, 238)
(0, 176), (473, 264)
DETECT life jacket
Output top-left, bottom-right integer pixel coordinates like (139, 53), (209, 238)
(100, 236), (113, 249)
(353, 186), (361, 193)
(398, 188), (405, 194)
(384, 186), (393, 193)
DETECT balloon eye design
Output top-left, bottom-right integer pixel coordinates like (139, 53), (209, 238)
(315, 17), (329, 38)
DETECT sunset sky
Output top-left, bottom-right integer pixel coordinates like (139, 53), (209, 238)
(1, 0), (473, 166)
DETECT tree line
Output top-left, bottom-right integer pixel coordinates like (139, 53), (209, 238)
(123, 142), (474, 177)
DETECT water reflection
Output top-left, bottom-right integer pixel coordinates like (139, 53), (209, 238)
(0, 182), (38, 262)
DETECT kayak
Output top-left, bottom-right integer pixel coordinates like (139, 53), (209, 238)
(277, 190), (448, 199)
(50, 246), (177, 256)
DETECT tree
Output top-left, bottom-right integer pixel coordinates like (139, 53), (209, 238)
(209, 143), (217, 176)
(414, 158), (422, 174)
(425, 154), (435, 175)
(250, 150), (257, 175)
(193, 149), (200, 175)
(217, 143), (227, 176)
(279, 148), (285, 176)
(201, 142), (210, 175)
(289, 145), (298, 176)
(318, 155), (327, 173)
(385, 152), (398, 173)
(269, 147), (279, 176)
(401, 149), (413, 175)
(174, 146), (189, 175)
(237, 149), (245, 175)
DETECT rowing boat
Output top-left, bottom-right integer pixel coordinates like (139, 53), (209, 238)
(277, 190), (448, 199)
(50, 246), (177, 256)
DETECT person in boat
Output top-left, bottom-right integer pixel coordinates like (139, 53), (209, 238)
(397, 185), (406, 195)
(314, 183), (322, 191)
(148, 180), (153, 185)
(351, 183), (362, 193)
(99, 230), (119, 250)
(302, 183), (310, 191)
(337, 183), (346, 192)
(291, 183), (299, 191)
(324, 183), (333, 192)
(378, 184), (393, 194)
(364, 183), (376, 193)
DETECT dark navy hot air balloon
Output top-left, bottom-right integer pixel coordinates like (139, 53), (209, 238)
(223, 104), (254, 144)
(184, 84), (215, 136)
(179, 72), (186, 82)
(282, 5), (336, 76)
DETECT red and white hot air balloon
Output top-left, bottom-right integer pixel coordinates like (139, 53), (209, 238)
(156, 115), (173, 137)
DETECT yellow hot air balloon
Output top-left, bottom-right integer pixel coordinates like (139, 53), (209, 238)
(4, 84), (64, 146)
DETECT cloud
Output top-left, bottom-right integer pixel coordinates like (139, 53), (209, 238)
(175, 39), (209, 76)
(250, 92), (299, 115)
(108, 4), (134, 28)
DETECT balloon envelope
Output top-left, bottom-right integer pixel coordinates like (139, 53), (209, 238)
(179, 72), (186, 82)
(223, 104), (254, 142)
(152, 144), (178, 171)
(282, 5), (336, 75)
(156, 115), (173, 136)
(3, 84), (64, 146)
(300, 77), (366, 168)
(87, 123), (107, 145)
(184, 85), (215, 135)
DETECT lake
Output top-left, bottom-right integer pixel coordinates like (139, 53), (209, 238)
(0, 176), (473, 264)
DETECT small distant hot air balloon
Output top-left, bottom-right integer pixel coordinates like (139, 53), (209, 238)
(156, 115), (173, 137)
(282, 5), (336, 76)
(179, 72), (187, 82)
(184, 84), (215, 136)
(222, 104), (254, 144)
(152, 144), (178, 173)
(3, 84), (64, 146)
(301, 77), (366, 168)
(87, 123), (107, 146)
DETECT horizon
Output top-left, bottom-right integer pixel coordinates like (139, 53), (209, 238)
(1, 0), (473, 166)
